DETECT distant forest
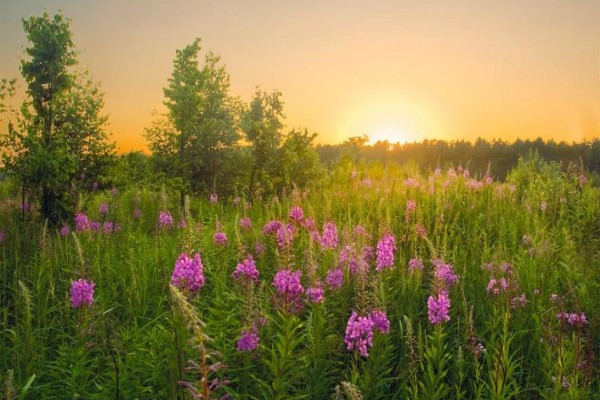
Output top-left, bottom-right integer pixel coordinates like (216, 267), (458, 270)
(316, 137), (600, 180)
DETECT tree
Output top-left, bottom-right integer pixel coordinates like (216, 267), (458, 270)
(0, 12), (114, 224)
(146, 39), (240, 208)
(240, 89), (285, 198)
(279, 128), (323, 191)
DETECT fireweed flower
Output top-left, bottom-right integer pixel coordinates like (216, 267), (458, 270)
(60, 225), (71, 237)
(540, 201), (547, 212)
(510, 293), (528, 309)
(370, 310), (390, 334)
(209, 193), (218, 204)
(345, 312), (374, 357)
(102, 221), (115, 234)
(233, 196), (241, 206)
(133, 208), (142, 219)
(98, 202), (109, 216)
(405, 200), (417, 222)
(272, 269), (304, 312)
(262, 220), (282, 235)
(302, 217), (316, 231)
(305, 282), (325, 304)
(376, 233), (396, 271)
(158, 211), (173, 229)
(75, 213), (90, 231)
(236, 327), (259, 352)
(289, 206), (304, 222)
(232, 255), (259, 282)
(326, 267), (344, 289)
(557, 312), (588, 328)
(213, 231), (228, 246)
(276, 224), (295, 248)
(427, 290), (451, 325)
(90, 221), (101, 232)
(254, 242), (266, 256)
(432, 259), (459, 287)
(239, 217), (252, 230)
(70, 279), (95, 308)
(171, 252), (205, 294)
(320, 222), (339, 250)
(408, 258), (424, 273)
(415, 223), (428, 238)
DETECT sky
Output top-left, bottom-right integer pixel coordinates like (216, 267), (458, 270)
(1, 0), (599, 152)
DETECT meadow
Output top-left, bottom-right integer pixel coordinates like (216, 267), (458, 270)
(1, 157), (599, 399)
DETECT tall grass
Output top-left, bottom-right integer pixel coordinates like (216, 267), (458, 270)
(0, 157), (599, 399)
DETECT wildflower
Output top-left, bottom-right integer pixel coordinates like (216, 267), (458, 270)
(370, 310), (390, 334)
(236, 327), (259, 352)
(102, 221), (116, 234)
(540, 201), (547, 212)
(239, 217), (252, 230)
(408, 258), (424, 273)
(254, 242), (266, 256)
(510, 293), (528, 309)
(233, 196), (241, 206)
(306, 282), (325, 304)
(289, 206), (304, 222)
(70, 278), (95, 308)
(110, 187), (118, 196)
(158, 211), (173, 229)
(406, 200), (417, 214)
(345, 312), (374, 357)
(550, 293), (559, 302)
(232, 255), (259, 282)
(320, 222), (339, 249)
(557, 312), (588, 328)
(213, 231), (228, 246)
(177, 219), (187, 229)
(60, 225), (71, 237)
(326, 268), (344, 289)
(210, 193), (218, 204)
(133, 208), (142, 219)
(262, 220), (282, 235)
(276, 224), (295, 248)
(403, 178), (420, 188)
(415, 223), (428, 238)
(427, 290), (451, 325)
(432, 259), (459, 287)
(98, 202), (109, 216)
(171, 252), (205, 294)
(376, 233), (396, 271)
(273, 269), (304, 313)
(75, 212), (90, 231)
(302, 217), (316, 231)
(90, 221), (101, 231)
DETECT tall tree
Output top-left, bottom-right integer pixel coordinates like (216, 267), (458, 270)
(0, 12), (115, 224)
(146, 39), (240, 208)
(240, 89), (285, 198)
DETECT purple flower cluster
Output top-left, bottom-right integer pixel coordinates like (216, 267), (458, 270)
(326, 268), (344, 289)
(98, 202), (109, 216)
(233, 255), (259, 282)
(276, 223), (295, 248)
(408, 258), (424, 273)
(158, 211), (173, 229)
(60, 225), (71, 237)
(486, 277), (508, 295)
(133, 208), (142, 219)
(432, 260), (459, 287)
(272, 269), (304, 312)
(171, 252), (205, 294)
(70, 278), (95, 308)
(213, 232), (228, 246)
(376, 233), (396, 271)
(263, 220), (282, 235)
(345, 312), (374, 357)
(210, 193), (218, 204)
(427, 291), (451, 325)
(320, 222), (339, 250)
(289, 206), (304, 222)
(237, 327), (259, 352)
(370, 310), (390, 334)
(510, 293), (528, 309)
(405, 200), (417, 222)
(305, 282), (325, 304)
(557, 312), (588, 328)
(75, 212), (90, 231)
(239, 217), (252, 230)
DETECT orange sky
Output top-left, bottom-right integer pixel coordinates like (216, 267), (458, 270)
(1, 0), (599, 152)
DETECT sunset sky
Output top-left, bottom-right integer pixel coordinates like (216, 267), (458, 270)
(1, 0), (599, 152)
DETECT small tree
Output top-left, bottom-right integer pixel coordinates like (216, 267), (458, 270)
(147, 39), (240, 208)
(1, 12), (114, 224)
(240, 89), (285, 198)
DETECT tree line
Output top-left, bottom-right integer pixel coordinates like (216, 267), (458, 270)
(317, 136), (600, 180)
(1, 11), (598, 225)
